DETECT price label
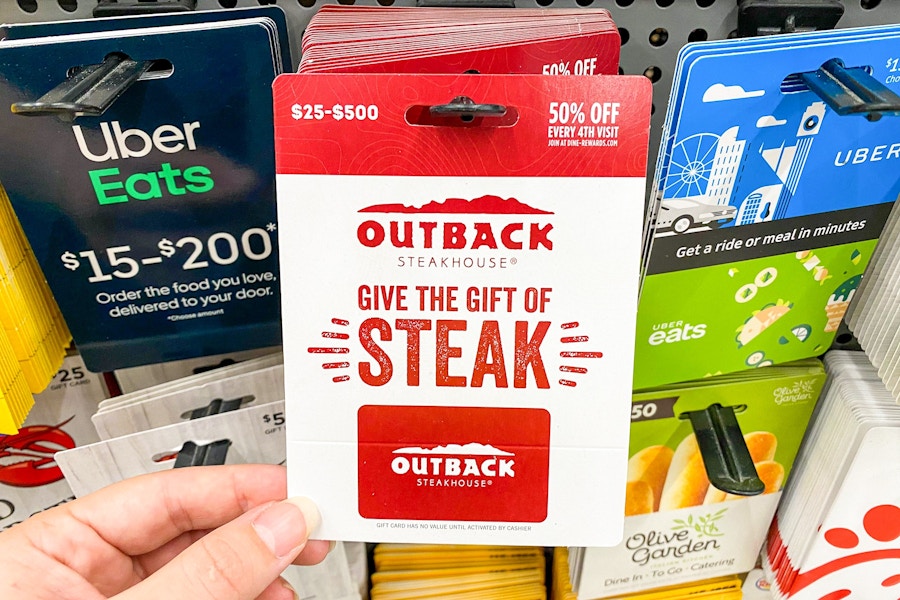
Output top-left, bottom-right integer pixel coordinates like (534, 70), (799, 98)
(60, 227), (275, 283)
(290, 103), (379, 122)
(262, 411), (285, 426)
(630, 397), (677, 423)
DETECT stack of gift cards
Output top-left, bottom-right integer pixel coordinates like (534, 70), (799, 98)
(762, 350), (900, 599)
(635, 24), (900, 390)
(0, 354), (106, 530)
(299, 6), (619, 75)
(0, 182), (70, 433)
(0, 7), (291, 373)
(845, 198), (900, 402)
(371, 544), (547, 600)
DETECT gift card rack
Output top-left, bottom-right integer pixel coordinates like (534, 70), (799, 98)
(2, 0), (898, 178)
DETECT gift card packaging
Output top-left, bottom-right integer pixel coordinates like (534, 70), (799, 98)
(763, 351), (900, 600)
(112, 345), (280, 394)
(371, 544), (547, 600)
(635, 26), (900, 389)
(92, 362), (284, 439)
(0, 354), (106, 530)
(0, 182), (70, 432)
(300, 6), (618, 76)
(846, 198), (900, 401)
(0, 11), (290, 371)
(274, 73), (651, 546)
(571, 361), (825, 598)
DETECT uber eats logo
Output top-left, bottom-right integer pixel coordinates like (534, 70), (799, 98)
(73, 121), (214, 205)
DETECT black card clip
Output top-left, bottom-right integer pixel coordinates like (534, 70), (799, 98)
(736, 0), (843, 38)
(180, 395), (255, 421)
(800, 58), (900, 122)
(94, 0), (197, 17)
(430, 96), (507, 121)
(173, 439), (232, 468)
(11, 53), (153, 121)
(680, 404), (765, 497)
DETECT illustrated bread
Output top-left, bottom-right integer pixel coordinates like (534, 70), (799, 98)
(744, 431), (777, 463)
(626, 445), (674, 511)
(624, 480), (654, 516)
(659, 433), (710, 511)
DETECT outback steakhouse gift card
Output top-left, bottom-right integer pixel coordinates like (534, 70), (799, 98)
(274, 73), (651, 546)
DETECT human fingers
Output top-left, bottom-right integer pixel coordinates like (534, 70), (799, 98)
(256, 577), (299, 600)
(114, 497), (321, 600)
(58, 464), (289, 558)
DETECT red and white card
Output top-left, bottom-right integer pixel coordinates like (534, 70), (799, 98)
(299, 6), (620, 76)
(274, 73), (651, 546)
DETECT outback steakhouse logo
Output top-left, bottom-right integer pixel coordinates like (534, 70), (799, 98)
(356, 195), (554, 251)
(358, 405), (550, 522)
(391, 443), (516, 487)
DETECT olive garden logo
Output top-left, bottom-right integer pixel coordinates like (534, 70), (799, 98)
(625, 509), (727, 566)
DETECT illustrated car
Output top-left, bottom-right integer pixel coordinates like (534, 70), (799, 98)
(656, 197), (737, 233)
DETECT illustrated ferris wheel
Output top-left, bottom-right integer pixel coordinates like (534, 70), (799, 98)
(662, 132), (721, 199)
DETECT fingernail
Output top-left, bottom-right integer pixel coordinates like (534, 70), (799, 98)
(282, 578), (300, 600)
(328, 540), (337, 553)
(252, 497), (321, 558)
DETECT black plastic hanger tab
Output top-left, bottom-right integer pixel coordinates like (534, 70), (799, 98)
(173, 440), (232, 468)
(94, 0), (197, 17)
(11, 53), (152, 120)
(800, 58), (900, 122)
(682, 404), (765, 496)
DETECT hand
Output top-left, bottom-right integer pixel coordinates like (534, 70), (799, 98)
(0, 464), (330, 600)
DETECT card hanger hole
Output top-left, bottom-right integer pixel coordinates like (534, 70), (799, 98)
(192, 358), (237, 375)
(406, 96), (519, 128)
(151, 438), (232, 464)
(67, 53), (174, 82)
(781, 62), (873, 94)
(178, 395), (255, 420)
(152, 449), (182, 463)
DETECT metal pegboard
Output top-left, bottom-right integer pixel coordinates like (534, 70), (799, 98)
(3, 0), (900, 169)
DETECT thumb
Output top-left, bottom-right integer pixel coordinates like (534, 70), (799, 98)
(117, 497), (320, 600)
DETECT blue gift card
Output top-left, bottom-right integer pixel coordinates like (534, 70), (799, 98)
(0, 19), (285, 371)
(636, 26), (900, 389)
(0, 7), (292, 72)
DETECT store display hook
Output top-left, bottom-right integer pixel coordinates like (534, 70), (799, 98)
(10, 53), (154, 121)
(93, 0), (197, 17)
(800, 58), (900, 122)
(173, 440), (233, 469)
(180, 396), (255, 420)
(430, 96), (507, 121)
(680, 403), (765, 497)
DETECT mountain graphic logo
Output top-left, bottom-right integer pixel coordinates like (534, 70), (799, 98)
(358, 195), (553, 215)
(390, 443), (516, 478)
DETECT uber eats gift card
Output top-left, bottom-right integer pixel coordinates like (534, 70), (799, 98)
(0, 12), (288, 371)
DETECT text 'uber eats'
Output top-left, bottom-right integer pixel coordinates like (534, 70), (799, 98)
(73, 121), (214, 205)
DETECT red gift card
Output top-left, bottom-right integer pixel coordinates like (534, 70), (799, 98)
(358, 405), (550, 522)
(299, 6), (620, 76)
